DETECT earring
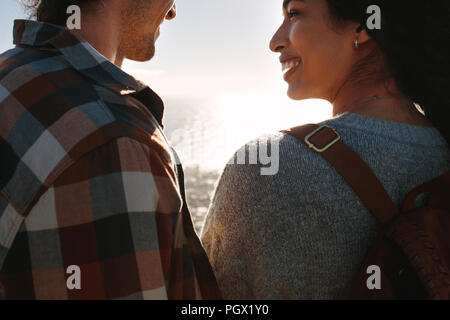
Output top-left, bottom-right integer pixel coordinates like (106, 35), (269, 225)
(354, 38), (359, 49)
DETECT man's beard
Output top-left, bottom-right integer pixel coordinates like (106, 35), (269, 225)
(118, 0), (157, 62)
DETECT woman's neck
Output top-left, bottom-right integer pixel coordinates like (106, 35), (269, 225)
(332, 78), (434, 127)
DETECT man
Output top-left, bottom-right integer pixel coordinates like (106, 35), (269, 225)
(0, 0), (221, 299)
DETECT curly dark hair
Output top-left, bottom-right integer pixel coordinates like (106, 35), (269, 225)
(326, 0), (450, 146)
(22, 0), (101, 26)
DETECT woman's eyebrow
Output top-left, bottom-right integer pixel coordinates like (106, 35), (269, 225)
(283, 0), (305, 10)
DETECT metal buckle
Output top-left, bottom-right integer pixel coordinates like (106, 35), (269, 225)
(304, 125), (341, 153)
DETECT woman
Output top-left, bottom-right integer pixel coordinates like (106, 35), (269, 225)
(201, 0), (450, 299)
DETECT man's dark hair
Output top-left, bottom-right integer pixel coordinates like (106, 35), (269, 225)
(22, 0), (100, 26)
(326, 0), (450, 147)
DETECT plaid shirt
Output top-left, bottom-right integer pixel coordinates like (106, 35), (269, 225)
(0, 20), (221, 300)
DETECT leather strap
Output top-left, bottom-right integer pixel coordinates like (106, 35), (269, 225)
(282, 124), (399, 224)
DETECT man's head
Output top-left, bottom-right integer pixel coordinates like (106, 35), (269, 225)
(25, 0), (176, 62)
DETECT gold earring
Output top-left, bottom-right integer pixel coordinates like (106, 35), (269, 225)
(354, 38), (359, 49)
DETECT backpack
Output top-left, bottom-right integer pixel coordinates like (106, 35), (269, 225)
(282, 123), (450, 300)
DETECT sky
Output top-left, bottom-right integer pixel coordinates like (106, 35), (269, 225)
(0, 0), (333, 171)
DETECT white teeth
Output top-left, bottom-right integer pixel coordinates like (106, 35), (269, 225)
(281, 60), (301, 73)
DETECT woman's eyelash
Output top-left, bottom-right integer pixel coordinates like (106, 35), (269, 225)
(288, 10), (300, 18)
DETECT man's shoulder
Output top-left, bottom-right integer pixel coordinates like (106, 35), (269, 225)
(0, 46), (172, 215)
(0, 45), (71, 83)
(0, 45), (101, 124)
(0, 45), (163, 147)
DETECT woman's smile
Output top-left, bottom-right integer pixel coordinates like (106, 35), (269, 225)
(280, 56), (302, 81)
(282, 59), (302, 81)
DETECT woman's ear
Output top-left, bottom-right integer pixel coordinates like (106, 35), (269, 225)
(355, 25), (371, 45)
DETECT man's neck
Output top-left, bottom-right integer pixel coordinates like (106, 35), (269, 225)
(71, 6), (124, 67)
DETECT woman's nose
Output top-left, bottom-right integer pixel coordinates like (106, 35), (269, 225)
(270, 25), (288, 53)
(166, 4), (177, 20)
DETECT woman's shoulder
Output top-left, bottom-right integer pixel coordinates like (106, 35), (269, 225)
(219, 128), (342, 200)
(320, 112), (448, 147)
(223, 112), (450, 200)
(231, 111), (449, 162)
(224, 130), (328, 178)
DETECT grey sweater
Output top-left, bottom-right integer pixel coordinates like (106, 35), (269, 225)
(200, 112), (450, 299)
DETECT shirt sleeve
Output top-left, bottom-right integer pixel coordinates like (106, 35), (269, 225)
(0, 137), (183, 299)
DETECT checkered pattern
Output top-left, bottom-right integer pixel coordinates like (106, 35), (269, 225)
(0, 20), (221, 300)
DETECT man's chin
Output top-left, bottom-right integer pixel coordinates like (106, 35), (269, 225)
(128, 55), (155, 62)
(126, 48), (156, 62)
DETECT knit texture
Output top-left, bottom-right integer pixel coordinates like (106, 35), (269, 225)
(201, 112), (450, 299)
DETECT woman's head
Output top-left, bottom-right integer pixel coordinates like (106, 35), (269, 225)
(270, 0), (374, 102)
(270, 0), (450, 145)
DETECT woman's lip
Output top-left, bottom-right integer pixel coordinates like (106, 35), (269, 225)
(279, 56), (302, 64)
(283, 61), (301, 81)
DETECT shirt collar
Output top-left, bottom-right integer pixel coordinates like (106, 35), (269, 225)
(13, 19), (165, 127)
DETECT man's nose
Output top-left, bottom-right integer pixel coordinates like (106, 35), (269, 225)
(166, 4), (177, 20)
(270, 25), (288, 53)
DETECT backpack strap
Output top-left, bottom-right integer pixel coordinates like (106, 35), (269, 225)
(282, 124), (399, 224)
